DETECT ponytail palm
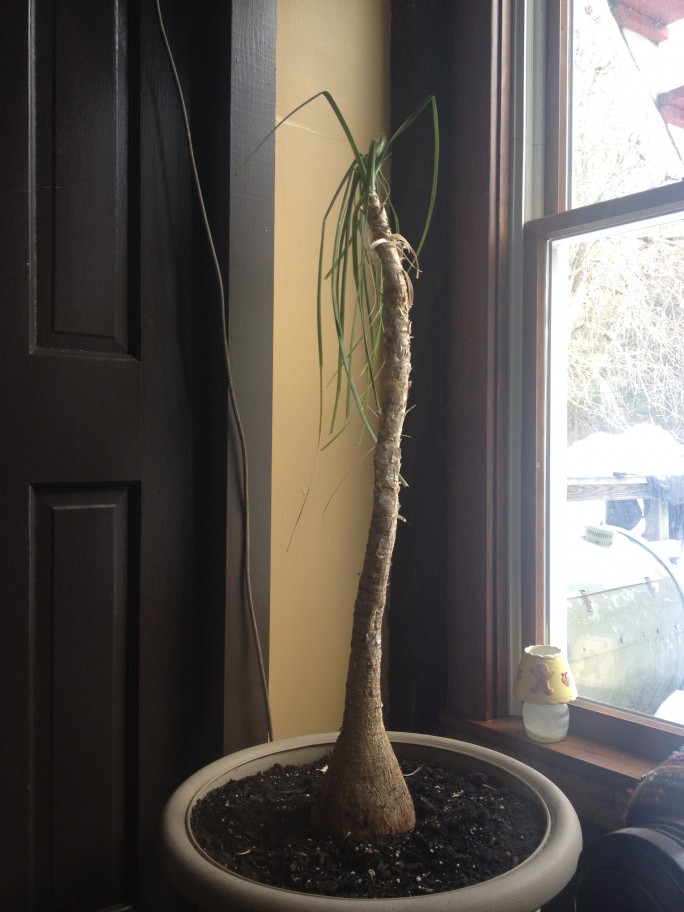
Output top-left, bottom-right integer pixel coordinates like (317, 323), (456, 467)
(276, 93), (438, 840)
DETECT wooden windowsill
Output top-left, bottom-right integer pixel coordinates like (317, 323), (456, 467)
(435, 711), (657, 832)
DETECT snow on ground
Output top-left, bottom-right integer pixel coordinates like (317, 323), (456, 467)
(567, 423), (684, 479)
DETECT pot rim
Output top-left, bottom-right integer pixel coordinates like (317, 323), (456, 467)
(162, 731), (582, 911)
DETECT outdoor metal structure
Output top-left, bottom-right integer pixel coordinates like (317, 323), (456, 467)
(566, 523), (684, 716)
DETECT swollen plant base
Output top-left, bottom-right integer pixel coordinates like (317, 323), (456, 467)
(161, 732), (582, 912)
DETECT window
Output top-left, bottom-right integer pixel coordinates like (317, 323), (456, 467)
(522, 0), (684, 741)
(569, 0), (684, 207)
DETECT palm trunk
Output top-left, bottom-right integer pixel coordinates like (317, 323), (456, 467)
(310, 193), (416, 840)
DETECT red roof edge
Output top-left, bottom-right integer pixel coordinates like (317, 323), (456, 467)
(659, 103), (684, 128)
(613, 3), (670, 42)
(625, 0), (684, 25)
(658, 84), (684, 105)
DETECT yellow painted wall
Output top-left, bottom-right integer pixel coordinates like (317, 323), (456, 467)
(270, 0), (389, 738)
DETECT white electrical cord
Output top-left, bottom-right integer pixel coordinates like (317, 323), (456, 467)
(155, 0), (273, 743)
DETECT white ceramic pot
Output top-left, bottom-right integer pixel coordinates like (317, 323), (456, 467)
(161, 731), (582, 912)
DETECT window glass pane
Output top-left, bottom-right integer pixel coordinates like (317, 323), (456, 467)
(546, 210), (684, 722)
(570, 0), (684, 208)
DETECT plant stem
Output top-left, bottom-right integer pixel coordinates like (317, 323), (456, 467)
(310, 193), (416, 840)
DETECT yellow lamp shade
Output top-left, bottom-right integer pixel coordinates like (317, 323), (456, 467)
(514, 645), (578, 705)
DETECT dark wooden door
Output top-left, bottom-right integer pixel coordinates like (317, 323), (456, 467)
(0, 2), (274, 909)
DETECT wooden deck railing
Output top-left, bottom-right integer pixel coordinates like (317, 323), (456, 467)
(567, 475), (670, 539)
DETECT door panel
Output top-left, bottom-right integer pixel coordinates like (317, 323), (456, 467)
(33, 486), (136, 910)
(0, 1), (275, 909)
(1, 2), (145, 909)
(2, 1), (137, 908)
(35, 0), (131, 354)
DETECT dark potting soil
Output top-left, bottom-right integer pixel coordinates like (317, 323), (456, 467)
(190, 756), (546, 899)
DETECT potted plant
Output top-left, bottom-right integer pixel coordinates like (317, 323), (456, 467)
(161, 93), (582, 909)
(163, 731), (582, 911)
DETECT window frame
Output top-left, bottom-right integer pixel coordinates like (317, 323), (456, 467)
(521, 1), (684, 754)
(388, 0), (684, 818)
(430, 0), (684, 835)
